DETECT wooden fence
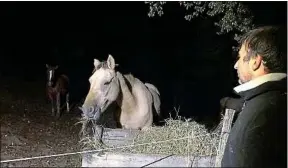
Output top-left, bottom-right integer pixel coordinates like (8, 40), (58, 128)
(81, 109), (235, 167)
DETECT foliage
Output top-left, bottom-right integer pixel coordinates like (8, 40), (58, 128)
(145, 1), (255, 49)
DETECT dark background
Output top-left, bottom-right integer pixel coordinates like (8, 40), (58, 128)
(0, 1), (286, 124)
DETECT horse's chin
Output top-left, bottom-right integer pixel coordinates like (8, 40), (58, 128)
(100, 106), (107, 114)
(100, 101), (111, 114)
(92, 110), (101, 120)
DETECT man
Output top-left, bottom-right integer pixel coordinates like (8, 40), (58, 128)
(221, 26), (287, 167)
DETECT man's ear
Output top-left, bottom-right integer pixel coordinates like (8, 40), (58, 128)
(251, 54), (263, 71)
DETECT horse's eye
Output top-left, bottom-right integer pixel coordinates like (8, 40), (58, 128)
(103, 81), (110, 85)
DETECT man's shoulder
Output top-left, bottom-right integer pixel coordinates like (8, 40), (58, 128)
(248, 88), (286, 106)
(245, 78), (286, 105)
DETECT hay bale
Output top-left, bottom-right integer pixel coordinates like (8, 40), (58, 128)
(79, 113), (222, 157)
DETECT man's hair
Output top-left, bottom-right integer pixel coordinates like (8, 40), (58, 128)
(239, 25), (287, 73)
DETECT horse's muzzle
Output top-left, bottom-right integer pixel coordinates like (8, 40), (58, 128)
(79, 106), (101, 120)
(92, 106), (101, 120)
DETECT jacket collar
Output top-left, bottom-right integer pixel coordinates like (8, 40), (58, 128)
(233, 73), (287, 100)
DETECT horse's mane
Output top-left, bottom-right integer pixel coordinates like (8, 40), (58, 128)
(115, 71), (141, 95)
(123, 73), (136, 85)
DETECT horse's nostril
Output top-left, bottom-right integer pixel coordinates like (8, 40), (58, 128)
(89, 106), (94, 113)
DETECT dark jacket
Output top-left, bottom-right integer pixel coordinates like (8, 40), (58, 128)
(221, 77), (287, 167)
(220, 96), (245, 126)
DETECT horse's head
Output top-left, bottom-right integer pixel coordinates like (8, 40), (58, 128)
(46, 64), (58, 87)
(80, 54), (120, 120)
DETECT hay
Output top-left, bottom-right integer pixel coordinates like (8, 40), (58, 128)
(79, 110), (223, 157)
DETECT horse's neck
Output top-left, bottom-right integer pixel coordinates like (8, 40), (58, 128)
(47, 84), (57, 92)
(116, 72), (137, 111)
(46, 79), (60, 92)
(48, 74), (68, 87)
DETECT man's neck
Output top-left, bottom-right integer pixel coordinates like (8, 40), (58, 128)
(234, 73), (287, 93)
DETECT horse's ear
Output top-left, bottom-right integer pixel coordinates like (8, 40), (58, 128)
(107, 54), (115, 69)
(94, 59), (100, 68)
(55, 65), (58, 69)
(46, 64), (49, 68)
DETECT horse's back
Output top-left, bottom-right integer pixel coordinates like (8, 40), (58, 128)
(60, 74), (69, 83)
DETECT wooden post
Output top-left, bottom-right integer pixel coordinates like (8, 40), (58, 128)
(214, 109), (235, 167)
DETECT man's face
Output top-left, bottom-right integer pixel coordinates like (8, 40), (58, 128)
(234, 43), (253, 84)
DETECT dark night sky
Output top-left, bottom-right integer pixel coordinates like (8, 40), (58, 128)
(0, 1), (287, 121)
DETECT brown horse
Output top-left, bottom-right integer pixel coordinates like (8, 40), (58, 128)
(46, 64), (70, 118)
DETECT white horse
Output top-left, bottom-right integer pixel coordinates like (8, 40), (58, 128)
(79, 54), (161, 130)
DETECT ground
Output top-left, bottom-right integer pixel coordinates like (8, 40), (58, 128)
(0, 77), (83, 167)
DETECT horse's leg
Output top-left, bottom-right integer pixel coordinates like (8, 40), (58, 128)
(66, 93), (70, 113)
(56, 92), (61, 118)
(51, 98), (55, 116)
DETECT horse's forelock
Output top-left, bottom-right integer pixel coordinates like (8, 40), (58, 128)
(92, 61), (109, 74)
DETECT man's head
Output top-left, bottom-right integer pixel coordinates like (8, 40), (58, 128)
(234, 26), (287, 84)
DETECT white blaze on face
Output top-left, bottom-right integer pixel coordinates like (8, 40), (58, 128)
(49, 70), (53, 81)
(89, 68), (110, 90)
(85, 69), (107, 107)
